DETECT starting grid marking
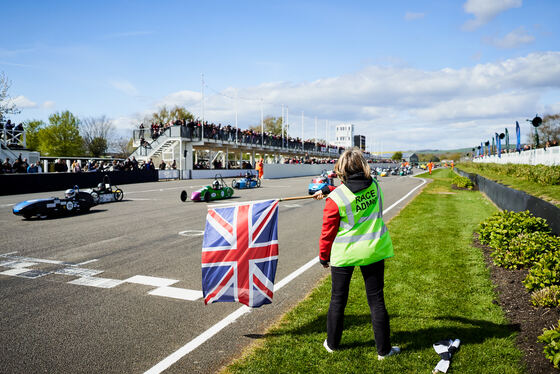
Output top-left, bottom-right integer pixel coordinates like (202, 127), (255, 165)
(0, 253), (202, 301)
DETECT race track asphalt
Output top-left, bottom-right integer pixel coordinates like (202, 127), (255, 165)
(0, 173), (427, 374)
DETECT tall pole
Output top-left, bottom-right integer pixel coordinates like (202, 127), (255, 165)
(326, 120), (329, 147)
(261, 99), (264, 146)
(301, 111), (304, 150)
(286, 107), (289, 148)
(314, 116), (317, 152)
(201, 73), (205, 139)
(281, 104), (284, 149)
(235, 89), (238, 144)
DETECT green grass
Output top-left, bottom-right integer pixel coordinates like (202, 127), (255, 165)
(458, 162), (560, 208)
(225, 169), (524, 374)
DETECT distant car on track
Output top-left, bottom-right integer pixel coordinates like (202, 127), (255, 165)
(181, 174), (234, 202)
(308, 170), (334, 195)
(232, 172), (261, 189)
(82, 175), (124, 204)
(12, 186), (96, 219)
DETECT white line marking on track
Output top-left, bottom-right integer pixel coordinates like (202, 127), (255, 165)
(55, 267), (103, 277)
(0, 203), (14, 208)
(178, 230), (204, 237)
(72, 237), (122, 252)
(125, 275), (179, 287)
(0, 268), (30, 276)
(0, 261), (39, 268)
(68, 276), (124, 288)
(0, 255), (63, 265)
(148, 287), (203, 301)
(0, 251), (18, 256)
(145, 178), (427, 374)
(76, 259), (98, 266)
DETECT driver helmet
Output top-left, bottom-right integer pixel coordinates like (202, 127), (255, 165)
(65, 188), (76, 198)
(98, 183), (104, 189)
(212, 180), (220, 189)
(246, 172), (252, 179)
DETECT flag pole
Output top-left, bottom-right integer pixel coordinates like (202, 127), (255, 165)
(279, 195), (315, 202)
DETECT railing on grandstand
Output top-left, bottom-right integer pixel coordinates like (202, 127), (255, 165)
(132, 124), (346, 155)
(1, 127), (26, 149)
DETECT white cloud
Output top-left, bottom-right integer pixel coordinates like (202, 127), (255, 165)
(463, 0), (522, 31)
(12, 95), (37, 109)
(155, 90), (202, 109)
(42, 100), (55, 109)
(485, 27), (535, 48)
(110, 80), (139, 96)
(126, 51), (560, 151)
(404, 12), (425, 21)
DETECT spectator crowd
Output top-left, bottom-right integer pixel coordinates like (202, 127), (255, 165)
(137, 119), (348, 154)
(0, 154), (162, 174)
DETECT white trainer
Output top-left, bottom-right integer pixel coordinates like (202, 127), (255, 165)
(378, 346), (401, 360)
(323, 339), (334, 353)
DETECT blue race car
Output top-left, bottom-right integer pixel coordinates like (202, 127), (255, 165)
(231, 172), (261, 189)
(13, 186), (96, 219)
(308, 171), (334, 195)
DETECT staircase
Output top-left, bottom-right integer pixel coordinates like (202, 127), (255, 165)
(130, 131), (179, 162)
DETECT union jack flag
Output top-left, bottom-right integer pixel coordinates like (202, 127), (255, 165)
(201, 199), (279, 308)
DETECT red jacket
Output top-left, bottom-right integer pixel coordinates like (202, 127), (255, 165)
(319, 185), (338, 263)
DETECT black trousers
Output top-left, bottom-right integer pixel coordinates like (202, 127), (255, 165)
(326, 259), (391, 355)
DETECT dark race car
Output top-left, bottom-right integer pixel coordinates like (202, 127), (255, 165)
(232, 172), (261, 189)
(180, 174), (234, 202)
(82, 175), (124, 204)
(308, 170), (334, 195)
(13, 186), (96, 219)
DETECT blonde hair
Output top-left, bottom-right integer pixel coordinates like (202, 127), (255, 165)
(334, 148), (371, 183)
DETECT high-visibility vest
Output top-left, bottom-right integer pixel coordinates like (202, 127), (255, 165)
(327, 180), (394, 267)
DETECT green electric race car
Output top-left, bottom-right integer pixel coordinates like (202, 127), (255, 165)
(180, 174), (234, 202)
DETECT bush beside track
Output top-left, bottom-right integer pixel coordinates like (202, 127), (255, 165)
(477, 209), (560, 369)
(224, 169), (524, 374)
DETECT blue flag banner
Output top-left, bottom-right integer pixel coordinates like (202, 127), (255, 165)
(516, 121), (521, 152)
(201, 199), (279, 308)
(497, 133), (502, 158)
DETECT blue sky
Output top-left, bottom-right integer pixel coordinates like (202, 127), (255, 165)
(2, 0), (559, 151)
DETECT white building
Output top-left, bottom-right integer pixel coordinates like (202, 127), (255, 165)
(335, 124), (354, 148)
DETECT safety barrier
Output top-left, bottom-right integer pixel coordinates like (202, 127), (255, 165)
(158, 169), (180, 180)
(0, 170), (158, 196)
(456, 169), (560, 235)
(190, 169), (256, 179)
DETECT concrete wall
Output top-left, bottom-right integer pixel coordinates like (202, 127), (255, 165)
(457, 168), (560, 235)
(190, 169), (256, 179)
(262, 164), (331, 179)
(0, 170), (158, 195)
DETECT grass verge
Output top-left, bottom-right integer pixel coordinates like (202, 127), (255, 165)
(457, 162), (560, 207)
(224, 169), (524, 373)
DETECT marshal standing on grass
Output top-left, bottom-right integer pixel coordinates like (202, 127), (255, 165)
(313, 148), (400, 360)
